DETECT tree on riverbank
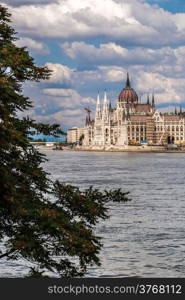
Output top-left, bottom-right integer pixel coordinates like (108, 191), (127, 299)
(0, 5), (130, 277)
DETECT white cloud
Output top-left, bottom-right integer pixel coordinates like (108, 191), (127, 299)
(75, 65), (185, 105)
(43, 87), (95, 104)
(5, 0), (185, 126)
(24, 86), (96, 127)
(45, 63), (73, 84)
(6, 0), (185, 46)
(61, 109), (82, 116)
(43, 88), (96, 106)
(32, 110), (85, 128)
(60, 41), (185, 89)
(135, 72), (185, 104)
(61, 41), (176, 67)
(41, 63), (185, 106)
(172, 13), (185, 31)
(42, 88), (83, 108)
(98, 66), (126, 82)
(43, 88), (76, 97)
(158, 106), (180, 114)
(16, 37), (49, 54)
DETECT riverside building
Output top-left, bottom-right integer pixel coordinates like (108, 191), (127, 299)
(67, 127), (84, 144)
(68, 74), (185, 150)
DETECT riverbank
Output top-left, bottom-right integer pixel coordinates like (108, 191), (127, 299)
(72, 145), (185, 153)
(30, 142), (185, 153)
(73, 149), (185, 153)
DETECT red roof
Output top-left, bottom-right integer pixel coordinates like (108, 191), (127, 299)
(129, 115), (152, 122)
(118, 87), (138, 103)
(135, 104), (151, 113)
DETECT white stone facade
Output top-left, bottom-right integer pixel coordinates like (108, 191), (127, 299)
(83, 91), (128, 150)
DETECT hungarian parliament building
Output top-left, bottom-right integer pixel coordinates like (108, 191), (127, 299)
(67, 74), (185, 150)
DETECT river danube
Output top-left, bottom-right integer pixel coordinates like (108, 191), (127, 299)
(45, 150), (185, 278)
(1, 150), (185, 277)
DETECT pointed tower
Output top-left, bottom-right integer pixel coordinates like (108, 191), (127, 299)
(95, 92), (101, 121)
(85, 115), (89, 126)
(102, 90), (109, 120)
(175, 107), (177, 115)
(109, 101), (112, 111)
(180, 107), (182, 115)
(126, 72), (131, 88)
(147, 94), (150, 105)
(152, 93), (155, 108)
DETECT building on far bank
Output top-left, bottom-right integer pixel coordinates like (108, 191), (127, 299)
(67, 127), (85, 144)
(67, 74), (185, 150)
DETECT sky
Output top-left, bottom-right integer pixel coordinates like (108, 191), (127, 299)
(2, 0), (185, 129)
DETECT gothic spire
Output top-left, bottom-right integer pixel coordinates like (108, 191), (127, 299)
(175, 107), (177, 115)
(104, 90), (108, 104)
(102, 90), (109, 120)
(126, 72), (131, 88)
(95, 92), (101, 120)
(109, 100), (112, 111)
(96, 92), (100, 107)
(152, 92), (155, 107)
(147, 94), (150, 105)
(85, 115), (89, 126)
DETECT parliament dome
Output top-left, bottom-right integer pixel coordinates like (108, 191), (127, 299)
(118, 73), (138, 104)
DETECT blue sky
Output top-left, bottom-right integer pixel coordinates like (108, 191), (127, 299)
(3, 0), (185, 129)
(148, 0), (185, 13)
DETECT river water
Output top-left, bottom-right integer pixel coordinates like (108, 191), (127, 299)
(44, 150), (185, 278)
(1, 150), (185, 277)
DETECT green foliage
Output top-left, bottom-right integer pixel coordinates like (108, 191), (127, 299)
(79, 134), (84, 141)
(79, 134), (84, 145)
(0, 5), (130, 277)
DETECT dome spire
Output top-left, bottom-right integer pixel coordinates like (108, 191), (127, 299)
(126, 72), (131, 88)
